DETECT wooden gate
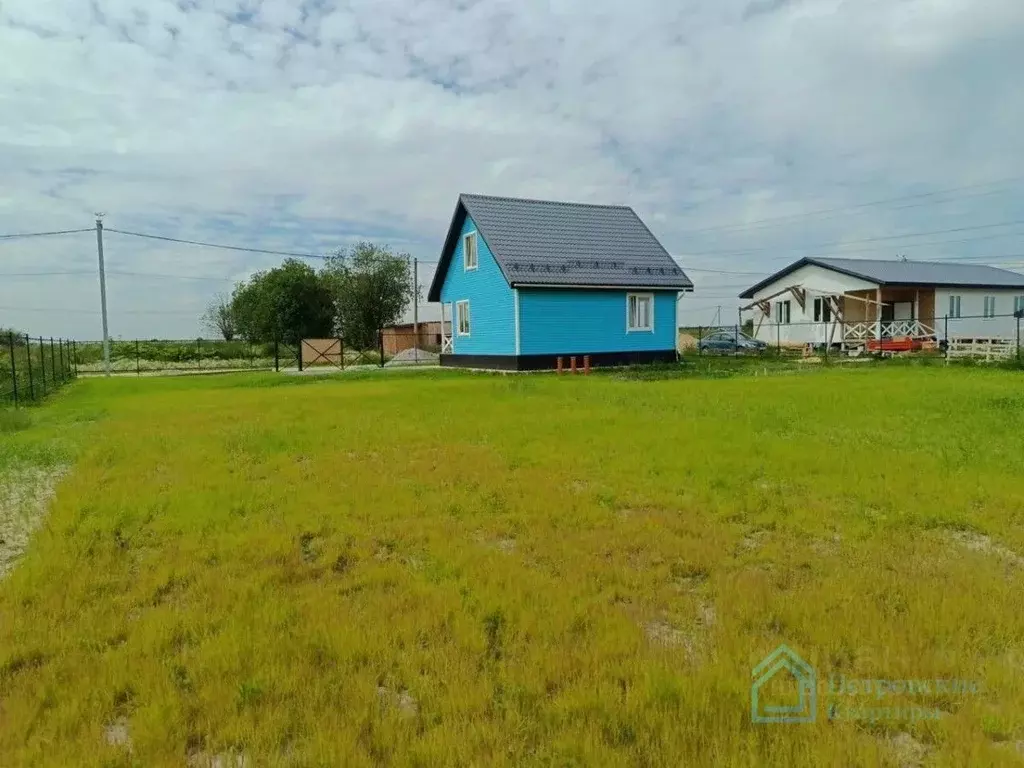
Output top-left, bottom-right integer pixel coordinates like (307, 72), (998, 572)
(301, 338), (344, 369)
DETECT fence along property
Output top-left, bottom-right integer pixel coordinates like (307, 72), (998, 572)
(684, 311), (1024, 361)
(68, 331), (439, 378)
(298, 332), (441, 371)
(73, 338), (284, 375)
(1, 332), (77, 407)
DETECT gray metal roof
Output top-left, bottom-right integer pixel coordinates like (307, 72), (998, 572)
(739, 257), (1024, 298)
(427, 194), (693, 301)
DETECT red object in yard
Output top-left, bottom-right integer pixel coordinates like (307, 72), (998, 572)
(557, 357), (564, 374)
(866, 336), (921, 353)
(570, 356), (577, 373)
(583, 355), (591, 375)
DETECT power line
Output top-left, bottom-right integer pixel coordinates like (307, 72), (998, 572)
(0, 304), (201, 315)
(677, 175), (1024, 236)
(109, 270), (235, 282)
(0, 228), (93, 240)
(684, 217), (1024, 258)
(0, 270), (96, 277)
(680, 266), (766, 275)
(105, 228), (330, 259)
(0, 269), (236, 281)
(0, 304), (97, 314)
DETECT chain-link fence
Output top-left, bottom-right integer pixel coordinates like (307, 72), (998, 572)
(73, 339), (281, 375)
(682, 312), (1024, 361)
(1, 332), (77, 407)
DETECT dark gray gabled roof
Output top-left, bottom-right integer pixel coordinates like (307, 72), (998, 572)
(739, 257), (1024, 298)
(427, 194), (693, 301)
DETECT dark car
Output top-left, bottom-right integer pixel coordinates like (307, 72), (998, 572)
(697, 329), (769, 354)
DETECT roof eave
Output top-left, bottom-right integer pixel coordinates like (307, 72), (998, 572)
(426, 199), (469, 303)
(511, 282), (693, 291)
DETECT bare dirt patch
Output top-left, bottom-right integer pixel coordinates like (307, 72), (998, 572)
(887, 731), (931, 768)
(950, 531), (1024, 567)
(103, 717), (132, 751)
(0, 464), (68, 580)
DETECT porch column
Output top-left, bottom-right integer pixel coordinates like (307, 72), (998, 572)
(876, 287), (882, 342)
(441, 302), (448, 353)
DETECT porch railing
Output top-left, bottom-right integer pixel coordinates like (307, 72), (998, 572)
(441, 334), (453, 354)
(843, 320), (937, 343)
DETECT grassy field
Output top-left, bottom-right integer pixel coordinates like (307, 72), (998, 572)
(2, 366), (1024, 766)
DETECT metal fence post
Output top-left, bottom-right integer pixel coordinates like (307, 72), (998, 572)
(776, 321), (781, 352)
(58, 337), (65, 382)
(49, 337), (56, 388)
(297, 339), (303, 372)
(135, 340), (141, 376)
(7, 332), (18, 407)
(25, 335), (34, 400)
(197, 338), (202, 371)
(274, 339), (280, 372)
(39, 337), (46, 396)
(72, 340), (78, 377)
(378, 329), (385, 368)
(339, 335), (345, 371)
(697, 325), (703, 357)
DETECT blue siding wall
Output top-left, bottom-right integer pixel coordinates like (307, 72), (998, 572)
(439, 215), (516, 356)
(518, 289), (677, 355)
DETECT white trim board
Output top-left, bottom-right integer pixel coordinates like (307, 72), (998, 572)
(510, 283), (688, 291)
(513, 288), (521, 355)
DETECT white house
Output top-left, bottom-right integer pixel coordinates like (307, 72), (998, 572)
(738, 258), (1024, 348)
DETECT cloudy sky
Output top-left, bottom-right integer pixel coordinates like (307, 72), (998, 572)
(2, 0), (1023, 339)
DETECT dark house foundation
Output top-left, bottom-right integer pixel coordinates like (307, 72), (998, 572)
(440, 350), (678, 371)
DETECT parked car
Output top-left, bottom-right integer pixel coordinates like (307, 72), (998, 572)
(697, 329), (769, 354)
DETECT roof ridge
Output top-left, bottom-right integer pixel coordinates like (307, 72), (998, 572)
(818, 256), (1022, 272)
(460, 192), (633, 211)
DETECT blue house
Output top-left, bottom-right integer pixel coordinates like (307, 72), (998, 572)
(427, 194), (693, 370)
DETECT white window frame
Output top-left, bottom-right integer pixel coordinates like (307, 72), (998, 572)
(983, 295), (996, 319)
(626, 293), (654, 332)
(813, 297), (832, 323)
(949, 295), (962, 319)
(463, 232), (478, 271)
(776, 300), (791, 325)
(456, 300), (471, 336)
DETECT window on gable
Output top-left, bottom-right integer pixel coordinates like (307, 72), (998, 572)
(456, 300), (471, 335)
(627, 293), (653, 331)
(775, 300), (791, 325)
(983, 296), (996, 318)
(463, 232), (478, 271)
(949, 295), (962, 318)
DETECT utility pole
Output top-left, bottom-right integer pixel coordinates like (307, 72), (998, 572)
(95, 214), (111, 376)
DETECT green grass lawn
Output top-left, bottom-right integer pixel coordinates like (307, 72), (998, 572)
(2, 367), (1024, 766)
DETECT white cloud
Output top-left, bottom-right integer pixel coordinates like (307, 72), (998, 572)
(1, 0), (1023, 337)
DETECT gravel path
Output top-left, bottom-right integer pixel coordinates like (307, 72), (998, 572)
(0, 464), (67, 580)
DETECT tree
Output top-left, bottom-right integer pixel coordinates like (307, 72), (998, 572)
(0, 328), (26, 345)
(229, 259), (336, 344)
(321, 242), (416, 350)
(202, 294), (237, 341)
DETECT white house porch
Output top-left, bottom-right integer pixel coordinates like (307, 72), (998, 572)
(743, 286), (941, 348)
